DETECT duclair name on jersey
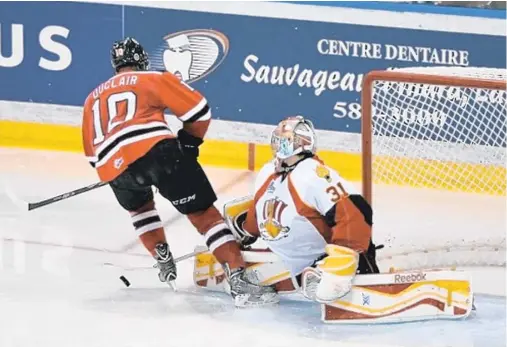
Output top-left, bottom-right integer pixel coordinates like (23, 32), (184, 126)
(92, 74), (138, 99)
(150, 29), (229, 83)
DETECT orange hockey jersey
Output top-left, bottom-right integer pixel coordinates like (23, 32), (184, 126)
(82, 71), (210, 182)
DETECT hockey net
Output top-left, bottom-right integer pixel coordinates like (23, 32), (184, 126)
(361, 67), (506, 269)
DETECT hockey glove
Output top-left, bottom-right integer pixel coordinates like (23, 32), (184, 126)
(301, 245), (359, 303)
(177, 129), (203, 158)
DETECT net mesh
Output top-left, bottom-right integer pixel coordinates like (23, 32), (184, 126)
(371, 67), (506, 195)
(367, 67), (506, 269)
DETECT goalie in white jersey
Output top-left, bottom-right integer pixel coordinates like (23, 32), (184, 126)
(194, 115), (474, 323)
(195, 115), (380, 303)
(245, 116), (379, 279)
(236, 115), (379, 301)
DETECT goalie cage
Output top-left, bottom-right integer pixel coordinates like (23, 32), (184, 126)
(361, 67), (506, 271)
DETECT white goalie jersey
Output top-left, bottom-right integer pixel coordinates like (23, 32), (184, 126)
(243, 157), (371, 276)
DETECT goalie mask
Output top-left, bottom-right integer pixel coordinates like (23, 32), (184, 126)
(270, 115), (317, 172)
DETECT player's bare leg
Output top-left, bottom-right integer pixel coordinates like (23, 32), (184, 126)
(108, 155), (179, 288)
(187, 206), (279, 307)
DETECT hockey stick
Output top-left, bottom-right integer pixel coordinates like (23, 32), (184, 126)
(27, 181), (107, 211)
(103, 247), (207, 272)
(107, 247), (208, 288)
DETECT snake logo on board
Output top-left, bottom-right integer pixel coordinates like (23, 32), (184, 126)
(150, 29), (229, 83)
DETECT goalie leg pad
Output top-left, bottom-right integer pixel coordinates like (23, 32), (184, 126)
(321, 269), (473, 324)
(193, 248), (298, 294)
(194, 246), (227, 291)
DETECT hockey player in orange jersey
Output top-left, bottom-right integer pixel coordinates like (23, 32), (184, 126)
(81, 37), (277, 307)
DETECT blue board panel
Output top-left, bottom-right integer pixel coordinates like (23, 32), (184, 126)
(0, 2), (504, 145)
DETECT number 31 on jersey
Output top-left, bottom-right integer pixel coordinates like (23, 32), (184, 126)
(326, 182), (349, 203)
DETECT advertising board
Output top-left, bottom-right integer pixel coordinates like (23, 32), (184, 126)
(0, 1), (505, 172)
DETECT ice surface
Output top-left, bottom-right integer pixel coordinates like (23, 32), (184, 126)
(0, 148), (505, 347)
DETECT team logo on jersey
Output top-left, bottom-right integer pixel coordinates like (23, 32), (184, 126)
(259, 198), (290, 241)
(316, 165), (332, 183)
(150, 29), (229, 83)
(114, 157), (124, 169)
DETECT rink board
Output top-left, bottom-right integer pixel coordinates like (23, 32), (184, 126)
(1, 118), (505, 195)
(0, 119), (362, 179)
(0, 1), (504, 194)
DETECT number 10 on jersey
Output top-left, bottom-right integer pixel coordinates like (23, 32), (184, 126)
(92, 91), (138, 145)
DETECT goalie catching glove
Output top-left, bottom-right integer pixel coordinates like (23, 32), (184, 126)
(302, 244), (359, 303)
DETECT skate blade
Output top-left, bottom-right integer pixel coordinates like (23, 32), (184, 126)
(234, 293), (280, 308)
(167, 280), (177, 291)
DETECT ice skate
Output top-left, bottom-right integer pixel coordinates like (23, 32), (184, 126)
(225, 265), (279, 307)
(154, 243), (177, 289)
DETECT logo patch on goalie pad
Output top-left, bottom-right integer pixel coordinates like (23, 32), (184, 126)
(394, 272), (427, 283)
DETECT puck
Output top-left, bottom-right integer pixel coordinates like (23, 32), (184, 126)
(119, 275), (131, 287)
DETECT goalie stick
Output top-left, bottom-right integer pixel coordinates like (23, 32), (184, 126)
(104, 247), (281, 273)
(110, 247), (280, 288)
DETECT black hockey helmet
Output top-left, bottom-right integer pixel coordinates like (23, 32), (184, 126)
(110, 37), (150, 72)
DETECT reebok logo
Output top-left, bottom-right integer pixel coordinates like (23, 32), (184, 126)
(394, 272), (427, 284)
(172, 194), (196, 205)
